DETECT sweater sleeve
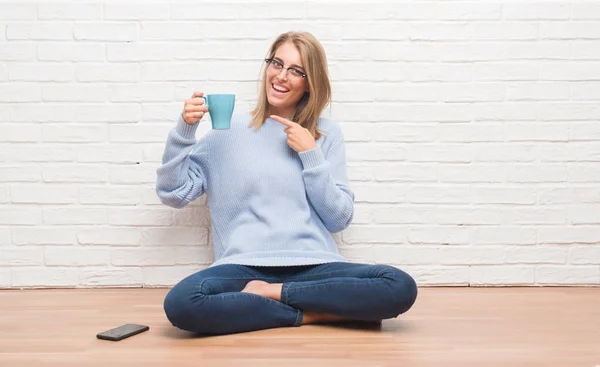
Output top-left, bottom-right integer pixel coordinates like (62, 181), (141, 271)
(297, 137), (354, 233)
(155, 114), (209, 209)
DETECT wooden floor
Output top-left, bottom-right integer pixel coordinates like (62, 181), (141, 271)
(0, 287), (599, 367)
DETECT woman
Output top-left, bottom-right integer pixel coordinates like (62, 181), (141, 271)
(156, 31), (417, 335)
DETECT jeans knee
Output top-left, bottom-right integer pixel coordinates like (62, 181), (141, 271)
(163, 288), (186, 330)
(163, 281), (205, 332)
(380, 265), (418, 317)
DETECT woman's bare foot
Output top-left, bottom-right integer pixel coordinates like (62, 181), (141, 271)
(241, 280), (283, 301)
(241, 281), (356, 325)
(302, 311), (347, 325)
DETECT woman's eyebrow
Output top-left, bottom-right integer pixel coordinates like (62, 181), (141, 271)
(273, 57), (305, 70)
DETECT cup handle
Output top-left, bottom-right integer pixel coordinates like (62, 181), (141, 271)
(201, 96), (208, 110)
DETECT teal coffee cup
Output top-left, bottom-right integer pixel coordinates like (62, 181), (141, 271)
(202, 94), (235, 130)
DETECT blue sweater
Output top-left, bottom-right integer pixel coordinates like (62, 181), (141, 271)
(156, 112), (355, 267)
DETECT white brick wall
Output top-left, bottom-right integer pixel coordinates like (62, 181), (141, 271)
(1, 0), (599, 288)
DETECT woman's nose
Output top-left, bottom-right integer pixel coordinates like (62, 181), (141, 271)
(277, 68), (288, 81)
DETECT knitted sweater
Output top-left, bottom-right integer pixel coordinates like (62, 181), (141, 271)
(155, 112), (354, 267)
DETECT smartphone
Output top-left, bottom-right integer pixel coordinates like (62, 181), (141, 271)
(96, 323), (149, 341)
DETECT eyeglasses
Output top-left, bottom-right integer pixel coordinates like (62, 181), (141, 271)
(265, 58), (307, 79)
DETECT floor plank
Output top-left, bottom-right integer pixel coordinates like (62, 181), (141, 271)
(0, 287), (599, 367)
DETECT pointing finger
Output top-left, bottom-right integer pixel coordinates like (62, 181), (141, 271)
(270, 115), (295, 128)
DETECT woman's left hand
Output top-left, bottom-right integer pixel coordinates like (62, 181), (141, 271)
(270, 115), (317, 153)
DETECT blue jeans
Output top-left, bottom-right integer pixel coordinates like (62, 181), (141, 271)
(163, 262), (418, 335)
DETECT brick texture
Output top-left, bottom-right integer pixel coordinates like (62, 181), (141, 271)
(1, 1), (599, 287)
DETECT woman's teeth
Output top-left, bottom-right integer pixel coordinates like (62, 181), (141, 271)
(272, 84), (289, 93)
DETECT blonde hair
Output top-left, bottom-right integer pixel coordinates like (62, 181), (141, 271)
(250, 31), (331, 140)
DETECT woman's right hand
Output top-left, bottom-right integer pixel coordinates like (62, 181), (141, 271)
(182, 91), (209, 125)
